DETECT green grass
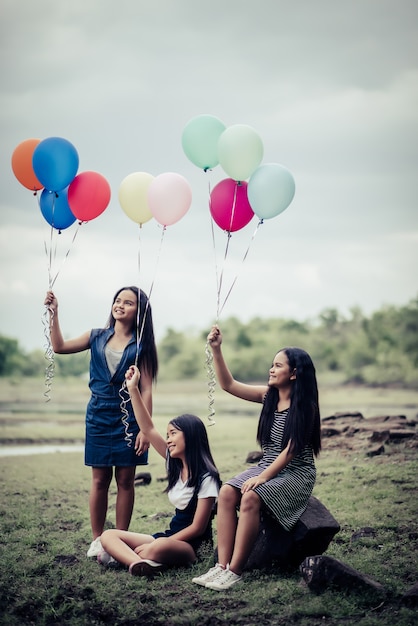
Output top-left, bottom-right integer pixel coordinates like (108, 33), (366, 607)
(0, 377), (417, 625)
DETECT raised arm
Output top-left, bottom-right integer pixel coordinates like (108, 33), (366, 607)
(125, 365), (167, 458)
(44, 291), (90, 354)
(207, 325), (267, 403)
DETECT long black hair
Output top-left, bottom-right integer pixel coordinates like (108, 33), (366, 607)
(256, 347), (321, 457)
(165, 414), (221, 493)
(107, 286), (158, 382)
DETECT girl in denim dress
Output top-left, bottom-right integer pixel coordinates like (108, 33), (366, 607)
(44, 286), (158, 558)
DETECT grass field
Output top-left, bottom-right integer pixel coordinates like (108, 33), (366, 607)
(0, 377), (417, 625)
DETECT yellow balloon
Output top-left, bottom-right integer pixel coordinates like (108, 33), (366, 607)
(118, 172), (154, 225)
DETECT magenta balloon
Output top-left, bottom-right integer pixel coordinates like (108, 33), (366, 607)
(209, 179), (254, 232)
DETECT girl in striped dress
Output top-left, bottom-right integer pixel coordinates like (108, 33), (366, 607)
(193, 325), (321, 591)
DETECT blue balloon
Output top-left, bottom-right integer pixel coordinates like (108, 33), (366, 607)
(39, 188), (76, 230)
(33, 137), (79, 192)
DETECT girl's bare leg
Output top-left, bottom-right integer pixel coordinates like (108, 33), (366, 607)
(101, 529), (154, 567)
(215, 485), (241, 567)
(228, 490), (261, 575)
(89, 467), (113, 538)
(135, 537), (197, 566)
(115, 466), (136, 530)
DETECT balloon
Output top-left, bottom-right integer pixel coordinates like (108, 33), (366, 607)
(210, 178), (254, 232)
(181, 114), (226, 170)
(118, 172), (154, 225)
(247, 163), (296, 219)
(39, 188), (76, 230)
(148, 172), (192, 227)
(11, 139), (44, 191)
(217, 124), (264, 181)
(68, 171), (111, 221)
(32, 137), (79, 192)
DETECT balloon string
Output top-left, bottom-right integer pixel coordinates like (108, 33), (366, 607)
(217, 219), (263, 318)
(205, 174), (219, 425)
(49, 222), (82, 289)
(119, 384), (134, 448)
(205, 340), (216, 426)
(42, 306), (55, 402)
(41, 210), (82, 401)
(135, 223), (164, 365)
(119, 224), (166, 446)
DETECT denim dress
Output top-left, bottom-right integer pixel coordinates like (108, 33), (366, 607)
(84, 327), (148, 468)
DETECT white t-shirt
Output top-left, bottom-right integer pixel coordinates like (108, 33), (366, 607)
(167, 475), (219, 511)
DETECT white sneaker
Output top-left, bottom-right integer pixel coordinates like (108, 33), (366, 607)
(129, 559), (166, 577)
(97, 549), (122, 569)
(205, 567), (242, 591)
(192, 563), (225, 587)
(86, 537), (102, 558)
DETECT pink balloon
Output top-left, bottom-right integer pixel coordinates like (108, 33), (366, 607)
(68, 171), (111, 221)
(147, 173), (192, 226)
(209, 178), (254, 232)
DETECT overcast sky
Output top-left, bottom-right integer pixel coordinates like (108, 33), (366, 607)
(1, 0), (417, 351)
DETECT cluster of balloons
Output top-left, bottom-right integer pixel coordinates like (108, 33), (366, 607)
(118, 171), (192, 228)
(11, 137), (111, 230)
(181, 114), (296, 232)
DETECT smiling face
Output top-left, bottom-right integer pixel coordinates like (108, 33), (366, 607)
(166, 422), (186, 460)
(111, 289), (138, 325)
(267, 350), (295, 389)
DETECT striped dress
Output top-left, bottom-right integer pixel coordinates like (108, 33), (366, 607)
(226, 409), (316, 531)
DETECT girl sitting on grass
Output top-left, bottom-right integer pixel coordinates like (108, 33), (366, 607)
(100, 365), (221, 576)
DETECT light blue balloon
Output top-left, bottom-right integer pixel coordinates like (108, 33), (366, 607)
(247, 163), (295, 219)
(33, 137), (79, 192)
(40, 187), (76, 230)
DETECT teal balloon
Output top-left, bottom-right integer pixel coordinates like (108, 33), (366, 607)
(181, 114), (226, 170)
(217, 124), (263, 182)
(247, 163), (295, 219)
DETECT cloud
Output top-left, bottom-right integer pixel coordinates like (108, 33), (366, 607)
(1, 0), (417, 351)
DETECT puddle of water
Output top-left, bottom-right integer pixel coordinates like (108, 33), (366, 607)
(0, 445), (84, 457)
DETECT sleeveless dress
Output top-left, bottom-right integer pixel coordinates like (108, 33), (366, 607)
(226, 409), (316, 531)
(84, 327), (148, 468)
(152, 474), (220, 552)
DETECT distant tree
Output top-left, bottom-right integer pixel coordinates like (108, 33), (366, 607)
(0, 335), (24, 375)
(1, 297), (417, 386)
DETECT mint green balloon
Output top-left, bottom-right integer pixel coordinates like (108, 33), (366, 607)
(248, 163), (295, 219)
(181, 114), (226, 170)
(218, 124), (264, 181)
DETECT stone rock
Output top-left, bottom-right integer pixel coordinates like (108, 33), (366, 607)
(246, 450), (263, 463)
(300, 555), (386, 596)
(366, 444), (385, 457)
(242, 496), (340, 571)
(319, 411), (417, 455)
(350, 527), (376, 542)
(134, 471), (152, 486)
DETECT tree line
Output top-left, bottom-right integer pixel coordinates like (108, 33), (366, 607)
(1, 297), (417, 387)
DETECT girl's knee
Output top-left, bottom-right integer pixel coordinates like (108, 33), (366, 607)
(115, 467), (136, 490)
(101, 528), (116, 547)
(240, 490), (261, 513)
(219, 484), (240, 506)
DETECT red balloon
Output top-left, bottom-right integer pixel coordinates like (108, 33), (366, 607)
(11, 139), (44, 191)
(68, 171), (111, 221)
(209, 178), (254, 232)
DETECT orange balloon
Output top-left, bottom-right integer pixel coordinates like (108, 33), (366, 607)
(11, 139), (44, 191)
